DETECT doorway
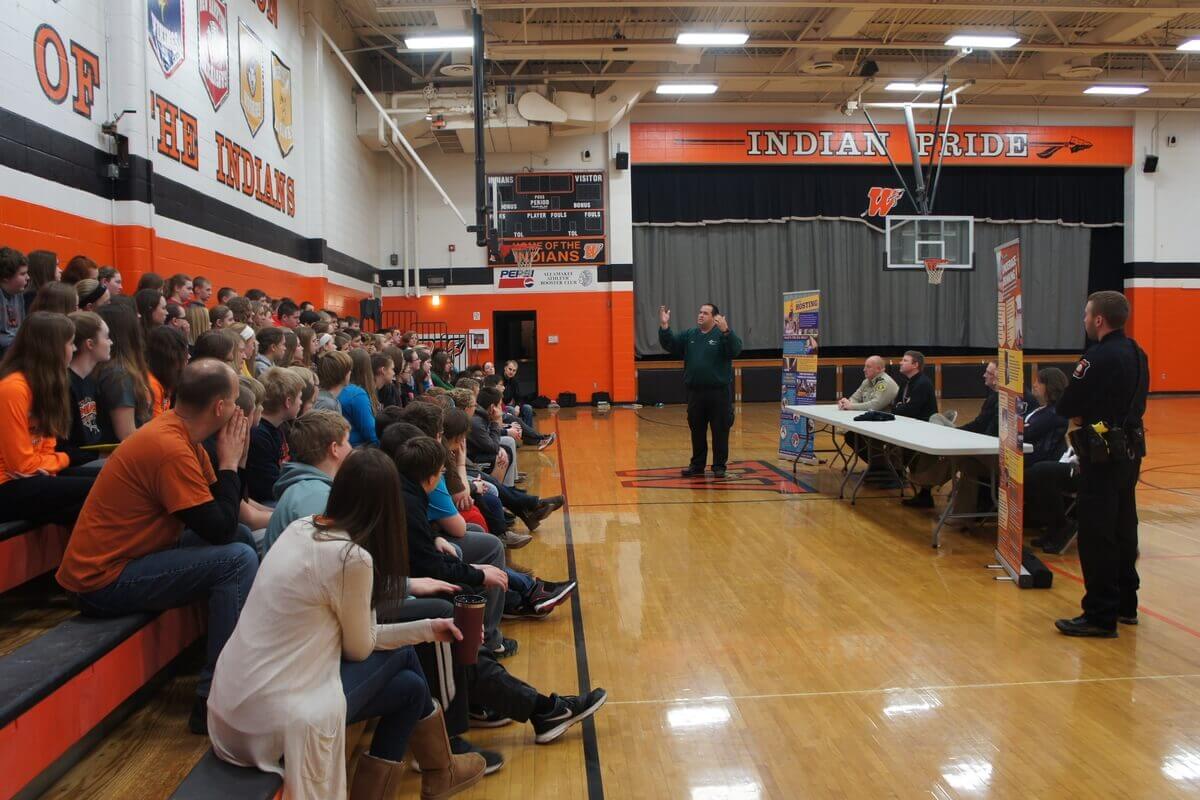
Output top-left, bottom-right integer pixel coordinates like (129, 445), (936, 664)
(493, 311), (538, 399)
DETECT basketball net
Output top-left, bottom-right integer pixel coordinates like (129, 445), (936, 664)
(923, 257), (950, 285)
(510, 242), (539, 269)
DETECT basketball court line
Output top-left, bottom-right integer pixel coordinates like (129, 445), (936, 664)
(551, 417), (606, 800)
(1043, 562), (1200, 640)
(603, 671), (1200, 707)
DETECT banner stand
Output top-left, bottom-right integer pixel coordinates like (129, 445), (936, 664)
(993, 238), (1029, 587)
(779, 291), (821, 466)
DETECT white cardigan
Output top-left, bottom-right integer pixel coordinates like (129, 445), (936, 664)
(207, 517), (433, 800)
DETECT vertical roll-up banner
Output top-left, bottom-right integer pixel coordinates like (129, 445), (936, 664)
(780, 291), (820, 462)
(995, 239), (1025, 580)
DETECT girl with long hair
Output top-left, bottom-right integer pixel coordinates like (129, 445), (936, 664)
(185, 303), (211, 344)
(66, 310), (111, 451)
(193, 329), (240, 368)
(0, 312), (98, 524)
(209, 304), (234, 329)
(372, 353), (398, 408)
(75, 278), (110, 312)
(134, 288), (167, 340)
(341, 348), (379, 446)
(430, 351), (455, 390)
(229, 323), (257, 378)
(279, 329), (298, 367)
(146, 326), (190, 416)
(95, 304), (152, 442)
(207, 449), (482, 800)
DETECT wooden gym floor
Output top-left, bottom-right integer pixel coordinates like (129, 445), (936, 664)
(36, 397), (1200, 799)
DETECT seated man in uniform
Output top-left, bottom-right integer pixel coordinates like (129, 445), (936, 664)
(837, 356), (899, 475)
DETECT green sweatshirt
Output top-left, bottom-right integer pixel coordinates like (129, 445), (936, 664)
(659, 325), (743, 388)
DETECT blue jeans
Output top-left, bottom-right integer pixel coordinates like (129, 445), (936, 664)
(474, 490), (506, 535)
(74, 527), (259, 698)
(342, 647), (434, 762)
(480, 472), (538, 513)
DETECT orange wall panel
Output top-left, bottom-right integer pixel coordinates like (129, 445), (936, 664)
(1128, 286), (1197, 392)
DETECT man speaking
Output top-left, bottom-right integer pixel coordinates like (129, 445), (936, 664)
(659, 303), (743, 478)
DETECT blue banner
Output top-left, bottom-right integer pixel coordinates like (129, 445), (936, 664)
(779, 291), (820, 460)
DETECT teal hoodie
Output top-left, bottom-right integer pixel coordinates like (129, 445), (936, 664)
(264, 462), (334, 552)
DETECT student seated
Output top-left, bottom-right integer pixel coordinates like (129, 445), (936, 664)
(207, 449), (485, 800)
(56, 359), (259, 734)
(245, 367), (304, 503)
(253, 327), (284, 377)
(1025, 367), (1070, 467)
(469, 387), (520, 486)
(0, 312), (99, 525)
(95, 304), (153, 442)
(65, 311), (111, 458)
(313, 349), (352, 414)
(483, 373), (555, 450)
(264, 410), (352, 549)
(343, 349), (380, 446)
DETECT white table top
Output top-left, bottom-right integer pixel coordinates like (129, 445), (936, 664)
(786, 404), (1017, 457)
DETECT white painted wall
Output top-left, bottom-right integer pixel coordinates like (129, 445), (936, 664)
(1125, 110), (1200, 264)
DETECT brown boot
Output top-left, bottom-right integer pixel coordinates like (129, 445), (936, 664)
(408, 703), (486, 800)
(349, 753), (405, 800)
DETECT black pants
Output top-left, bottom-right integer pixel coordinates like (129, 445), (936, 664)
(1076, 458), (1141, 627)
(469, 649), (539, 722)
(1024, 461), (1078, 531)
(686, 386), (732, 470)
(0, 467), (97, 525)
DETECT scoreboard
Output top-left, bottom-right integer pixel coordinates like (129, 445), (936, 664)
(487, 171), (607, 266)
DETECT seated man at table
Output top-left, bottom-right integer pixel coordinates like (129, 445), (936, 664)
(837, 356), (899, 475)
(904, 361), (998, 510)
(892, 350), (938, 421)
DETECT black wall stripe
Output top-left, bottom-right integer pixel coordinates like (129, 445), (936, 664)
(0, 105), (376, 283)
(1125, 261), (1200, 279)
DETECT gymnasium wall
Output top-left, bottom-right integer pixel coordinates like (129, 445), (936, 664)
(380, 119), (637, 403)
(1124, 111), (1200, 391)
(0, 0), (394, 313)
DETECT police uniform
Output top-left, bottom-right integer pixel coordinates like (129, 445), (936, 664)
(1055, 329), (1149, 633)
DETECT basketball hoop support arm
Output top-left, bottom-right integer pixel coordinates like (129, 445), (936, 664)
(902, 105), (928, 213)
(311, 16), (469, 230)
(469, 8), (489, 248)
(862, 107), (920, 214)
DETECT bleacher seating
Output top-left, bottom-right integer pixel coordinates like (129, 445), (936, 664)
(0, 522), (71, 595)
(169, 751), (282, 800)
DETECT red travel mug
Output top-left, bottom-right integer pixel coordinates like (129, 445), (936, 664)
(452, 594), (486, 665)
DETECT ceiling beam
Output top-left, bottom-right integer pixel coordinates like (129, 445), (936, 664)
(471, 1), (1200, 15)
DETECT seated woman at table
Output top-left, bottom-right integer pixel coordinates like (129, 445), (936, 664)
(1024, 368), (1069, 468)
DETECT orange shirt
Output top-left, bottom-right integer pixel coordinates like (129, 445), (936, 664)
(57, 411), (217, 593)
(0, 372), (69, 485)
(148, 374), (170, 417)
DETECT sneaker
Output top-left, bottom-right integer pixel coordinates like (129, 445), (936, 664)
(540, 495), (565, 513)
(469, 706), (514, 728)
(528, 578), (577, 613)
(188, 696), (208, 735)
(498, 530), (533, 549)
(537, 433), (557, 451)
(503, 602), (552, 621)
(531, 689), (609, 744)
(411, 737), (504, 775)
(1055, 615), (1118, 638)
(711, 466), (726, 478)
(489, 637), (519, 659)
(680, 466), (704, 477)
(516, 506), (544, 532)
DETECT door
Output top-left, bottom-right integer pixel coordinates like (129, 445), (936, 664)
(493, 311), (537, 399)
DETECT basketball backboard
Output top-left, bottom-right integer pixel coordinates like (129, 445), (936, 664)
(885, 215), (974, 271)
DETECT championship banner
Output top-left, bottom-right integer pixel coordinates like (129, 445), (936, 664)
(631, 123), (1132, 167)
(995, 239), (1025, 581)
(779, 291), (820, 462)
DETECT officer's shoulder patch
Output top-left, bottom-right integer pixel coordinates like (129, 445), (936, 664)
(1073, 359), (1091, 379)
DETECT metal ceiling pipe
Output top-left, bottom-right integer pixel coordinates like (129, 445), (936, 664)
(470, 8), (489, 248)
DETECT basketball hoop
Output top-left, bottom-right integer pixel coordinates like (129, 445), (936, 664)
(923, 257), (950, 285)
(510, 242), (539, 269)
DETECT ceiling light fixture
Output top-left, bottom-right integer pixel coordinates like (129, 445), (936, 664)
(1084, 85), (1149, 95)
(655, 83), (719, 95)
(945, 34), (1020, 49)
(676, 32), (750, 46)
(404, 34), (474, 50)
(1177, 39), (1200, 52)
(885, 82), (944, 92)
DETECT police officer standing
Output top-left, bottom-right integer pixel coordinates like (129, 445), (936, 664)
(659, 303), (743, 478)
(1054, 291), (1148, 638)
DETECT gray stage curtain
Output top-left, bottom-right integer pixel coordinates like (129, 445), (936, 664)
(632, 220), (1090, 354)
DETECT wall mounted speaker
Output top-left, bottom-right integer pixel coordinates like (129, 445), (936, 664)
(1143, 154), (1159, 173)
(614, 151), (629, 170)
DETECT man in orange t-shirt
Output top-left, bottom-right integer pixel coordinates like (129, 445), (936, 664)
(57, 358), (255, 734)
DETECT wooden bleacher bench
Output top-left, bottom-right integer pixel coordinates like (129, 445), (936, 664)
(0, 605), (205, 799)
(169, 751), (282, 800)
(0, 521), (71, 595)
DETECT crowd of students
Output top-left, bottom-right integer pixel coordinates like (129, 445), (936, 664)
(0, 246), (605, 800)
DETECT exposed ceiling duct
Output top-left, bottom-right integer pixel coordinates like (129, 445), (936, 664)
(356, 83), (649, 154)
